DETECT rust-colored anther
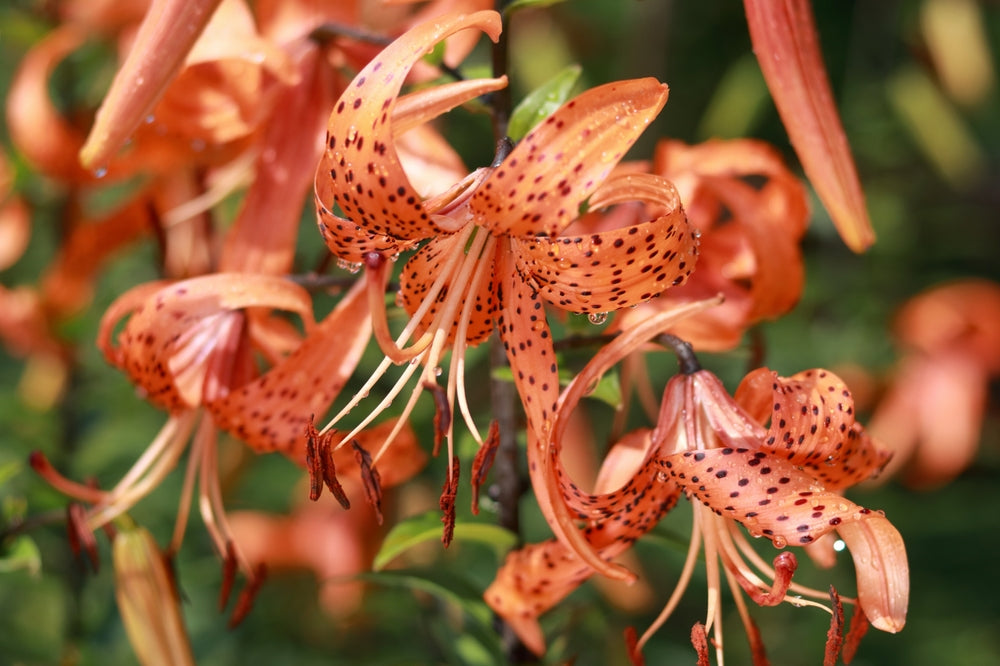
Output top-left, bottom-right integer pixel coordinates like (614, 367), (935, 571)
(439, 457), (460, 547)
(824, 586), (845, 666)
(218, 540), (237, 612)
(423, 380), (451, 457)
(624, 626), (645, 666)
(66, 503), (99, 572)
(228, 564), (268, 629)
(842, 604), (871, 664)
(353, 440), (383, 525)
(470, 420), (499, 515)
(691, 622), (711, 666)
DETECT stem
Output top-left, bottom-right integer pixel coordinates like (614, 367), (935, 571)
(657, 333), (701, 375)
(490, 1), (513, 142)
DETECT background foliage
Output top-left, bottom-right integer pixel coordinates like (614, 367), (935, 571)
(2, 1), (999, 664)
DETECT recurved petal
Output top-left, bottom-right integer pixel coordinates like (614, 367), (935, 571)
(661, 447), (884, 548)
(472, 79), (669, 239)
(744, 0), (875, 252)
(511, 173), (697, 314)
(102, 274), (314, 411)
(837, 514), (909, 633)
(7, 27), (93, 182)
(208, 279), (370, 456)
(79, 0), (224, 170)
(318, 10), (501, 245)
(736, 368), (892, 490)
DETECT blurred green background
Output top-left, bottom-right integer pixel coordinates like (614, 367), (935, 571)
(2, 0), (999, 664)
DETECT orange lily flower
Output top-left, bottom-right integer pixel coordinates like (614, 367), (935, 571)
(869, 279), (1000, 488)
(744, 0), (875, 252)
(314, 11), (698, 519)
(490, 308), (908, 662)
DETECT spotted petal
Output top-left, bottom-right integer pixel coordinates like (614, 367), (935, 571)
(316, 10), (502, 251)
(511, 173), (698, 314)
(735, 368), (892, 490)
(472, 78), (669, 239)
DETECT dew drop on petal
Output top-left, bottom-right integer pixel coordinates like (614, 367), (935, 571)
(433, 366), (442, 377)
(336, 258), (363, 274)
(772, 535), (788, 549)
(93, 166), (108, 179)
(588, 312), (608, 325)
(144, 114), (155, 124)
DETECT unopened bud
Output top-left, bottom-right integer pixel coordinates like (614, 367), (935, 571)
(113, 526), (194, 666)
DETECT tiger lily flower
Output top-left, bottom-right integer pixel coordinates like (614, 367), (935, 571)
(645, 364), (907, 664)
(744, 0), (875, 252)
(492, 305), (908, 661)
(314, 10), (698, 519)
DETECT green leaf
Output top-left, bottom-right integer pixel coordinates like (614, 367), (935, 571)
(504, 0), (567, 15)
(373, 510), (518, 571)
(0, 460), (21, 487)
(354, 569), (494, 629)
(507, 64), (582, 142)
(0, 536), (42, 577)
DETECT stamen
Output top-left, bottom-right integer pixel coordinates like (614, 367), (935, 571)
(439, 457), (460, 547)
(691, 622), (711, 666)
(219, 540), (238, 611)
(470, 420), (500, 515)
(87, 411), (199, 530)
(624, 626), (646, 666)
(842, 605), (870, 663)
(67, 503), (99, 572)
(824, 586), (845, 666)
(353, 441), (383, 525)
(423, 380), (451, 457)
(639, 503), (704, 649)
(228, 564), (268, 628)
(29, 452), (107, 504)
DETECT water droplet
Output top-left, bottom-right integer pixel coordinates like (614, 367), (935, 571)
(656, 471), (668, 482)
(433, 366), (442, 377)
(693, 229), (702, 239)
(587, 312), (608, 325)
(531, 320), (545, 332)
(93, 167), (108, 179)
(556, 258), (571, 270)
(790, 595), (804, 608)
(772, 535), (787, 549)
(144, 114), (155, 124)
(336, 258), (363, 274)
(833, 539), (846, 553)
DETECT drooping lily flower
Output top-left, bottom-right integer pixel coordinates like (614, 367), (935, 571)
(314, 11), (699, 527)
(490, 305), (908, 661)
(869, 279), (1000, 488)
(744, 0), (876, 252)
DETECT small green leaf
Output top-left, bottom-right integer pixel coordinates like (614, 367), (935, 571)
(373, 510), (518, 571)
(0, 536), (42, 577)
(507, 64), (582, 142)
(0, 460), (22, 487)
(505, 0), (567, 16)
